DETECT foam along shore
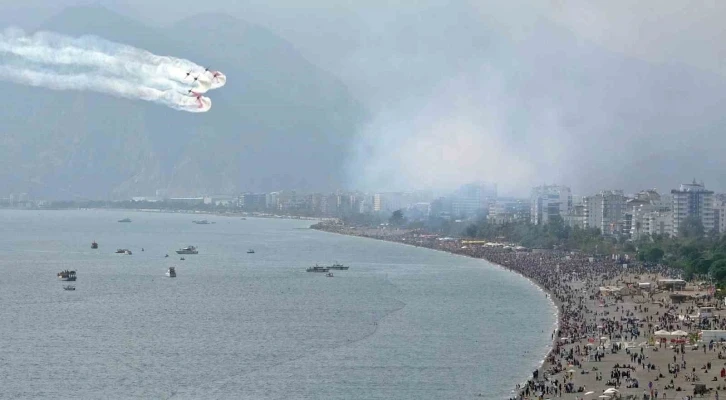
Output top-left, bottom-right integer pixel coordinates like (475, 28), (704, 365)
(313, 223), (726, 399)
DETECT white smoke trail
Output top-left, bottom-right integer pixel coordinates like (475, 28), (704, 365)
(0, 66), (212, 112)
(0, 28), (225, 112)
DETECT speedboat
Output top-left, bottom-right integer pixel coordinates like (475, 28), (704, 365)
(116, 249), (132, 255)
(63, 285), (76, 291)
(326, 272), (334, 277)
(192, 220), (211, 224)
(176, 246), (198, 255)
(166, 267), (176, 278)
(118, 218), (132, 223)
(247, 249), (255, 254)
(91, 241), (98, 249)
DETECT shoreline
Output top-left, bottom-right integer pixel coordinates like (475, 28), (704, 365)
(0, 207), (324, 222)
(311, 224), (561, 398)
(310, 223), (724, 400)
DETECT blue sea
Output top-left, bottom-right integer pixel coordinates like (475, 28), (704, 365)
(0, 209), (555, 399)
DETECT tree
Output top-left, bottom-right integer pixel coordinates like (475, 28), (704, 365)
(389, 209), (405, 226)
(464, 224), (478, 238)
(710, 259), (726, 283)
(645, 247), (664, 263)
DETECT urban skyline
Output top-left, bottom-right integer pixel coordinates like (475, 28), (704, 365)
(4, 179), (723, 239)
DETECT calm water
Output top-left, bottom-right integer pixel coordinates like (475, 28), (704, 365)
(0, 210), (555, 399)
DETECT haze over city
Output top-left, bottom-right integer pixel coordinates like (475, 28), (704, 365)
(6, 3), (726, 400)
(0, 1), (725, 199)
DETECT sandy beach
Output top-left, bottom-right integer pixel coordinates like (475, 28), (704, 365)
(314, 224), (726, 400)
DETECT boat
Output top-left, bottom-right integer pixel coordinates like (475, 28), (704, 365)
(247, 249), (255, 254)
(63, 285), (76, 291)
(57, 270), (76, 281)
(180, 257), (185, 261)
(176, 246), (198, 255)
(91, 241), (98, 249)
(192, 220), (211, 224)
(118, 218), (132, 223)
(326, 272), (334, 277)
(328, 263), (349, 270)
(166, 267), (176, 278)
(116, 249), (132, 255)
(306, 265), (329, 273)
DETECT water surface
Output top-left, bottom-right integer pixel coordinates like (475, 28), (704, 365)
(0, 210), (554, 399)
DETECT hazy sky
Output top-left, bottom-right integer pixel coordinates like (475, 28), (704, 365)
(4, 0), (726, 196)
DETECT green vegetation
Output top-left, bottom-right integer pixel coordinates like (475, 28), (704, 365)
(634, 232), (726, 282)
(459, 215), (726, 286)
(388, 210), (406, 226)
(461, 216), (615, 253)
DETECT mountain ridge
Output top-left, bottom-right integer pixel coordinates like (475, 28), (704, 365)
(0, 5), (365, 200)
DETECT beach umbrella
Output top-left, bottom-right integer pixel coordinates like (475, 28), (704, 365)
(671, 330), (688, 336)
(654, 330), (671, 336)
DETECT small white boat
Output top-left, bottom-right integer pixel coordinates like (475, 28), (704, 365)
(63, 285), (75, 291)
(326, 272), (334, 277)
(166, 267), (176, 278)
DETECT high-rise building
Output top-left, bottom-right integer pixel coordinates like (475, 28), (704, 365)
(530, 185), (572, 225)
(715, 195), (726, 233)
(372, 192), (413, 213)
(451, 182), (497, 218)
(671, 180), (714, 236)
(487, 198), (530, 224)
(266, 192), (280, 210)
(645, 210), (673, 237)
(563, 202), (586, 229)
(242, 193), (267, 211)
(627, 190), (672, 239)
(583, 190), (626, 235)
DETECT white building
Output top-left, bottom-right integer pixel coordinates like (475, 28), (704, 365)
(628, 190), (672, 240)
(645, 210), (673, 237)
(488, 198), (529, 224)
(530, 185), (572, 225)
(630, 203), (654, 240)
(583, 190), (626, 235)
(266, 192), (280, 210)
(714, 197), (726, 233)
(671, 181), (714, 236)
(372, 192), (410, 213)
(451, 182), (497, 218)
(563, 202), (586, 229)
